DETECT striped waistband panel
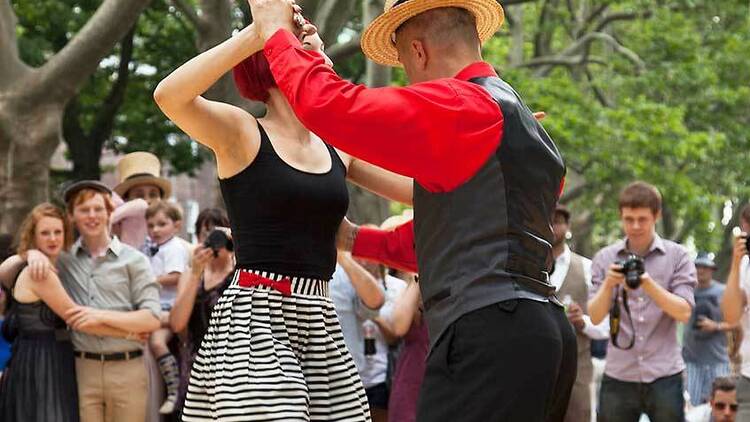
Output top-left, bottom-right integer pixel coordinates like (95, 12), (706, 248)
(231, 268), (330, 297)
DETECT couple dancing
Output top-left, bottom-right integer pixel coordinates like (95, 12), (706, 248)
(154, 0), (573, 421)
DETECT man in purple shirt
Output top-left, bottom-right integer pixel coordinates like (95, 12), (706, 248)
(588, 181), (697, 422)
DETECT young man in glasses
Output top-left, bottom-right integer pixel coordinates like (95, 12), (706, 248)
(686, 376), (738, 422)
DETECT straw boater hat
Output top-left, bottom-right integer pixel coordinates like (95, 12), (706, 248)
(360, 0), (505, 67)
(113, 152), (172, 198)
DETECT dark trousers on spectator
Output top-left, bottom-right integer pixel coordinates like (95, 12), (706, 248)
(416, 299), (577, 422)
(597, 372), (684, 422)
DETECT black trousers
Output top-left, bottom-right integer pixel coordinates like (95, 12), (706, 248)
(416, 299), (578, 422)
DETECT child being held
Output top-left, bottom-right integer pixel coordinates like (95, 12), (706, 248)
(146, 201), (190, 414)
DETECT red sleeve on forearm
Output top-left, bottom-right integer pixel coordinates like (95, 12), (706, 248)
(264, 30), (503, 193)
(352, 221), (418, 273)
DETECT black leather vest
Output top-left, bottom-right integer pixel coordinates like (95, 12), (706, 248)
(414, 76), (566, 347)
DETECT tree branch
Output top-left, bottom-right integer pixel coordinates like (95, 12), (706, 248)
(560, 182), (589, 204)
(36, 0), (152, 101)
(594, 10), (650, 32)
(584, 66), (612, 107)
(314, 0), (357, 47)
(0, 0), (31, 88)
(170, 0), (203, 29)
(327, 34), (362, 62)
(89, 26), (136, 143)
(574, 3), (610, 38)
(519, 54), (607, 68)
(533, 0), (558, 58)
(529, 31), (644, 76)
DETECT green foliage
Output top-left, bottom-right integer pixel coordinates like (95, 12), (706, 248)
(13, 0), (750, 260)
(482, 0), (750, 257)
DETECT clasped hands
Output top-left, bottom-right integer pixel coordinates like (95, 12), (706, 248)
(247, 0), (316, 41)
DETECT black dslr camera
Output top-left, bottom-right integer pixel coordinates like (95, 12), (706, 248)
(204, 229), (234, 258)
(615, 254), (645, 289)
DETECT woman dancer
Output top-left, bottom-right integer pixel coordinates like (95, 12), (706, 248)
(154, 20), (411, 421)
(0, 204), (133, 421)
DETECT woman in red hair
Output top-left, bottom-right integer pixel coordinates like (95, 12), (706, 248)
(154, 20), (410, 422)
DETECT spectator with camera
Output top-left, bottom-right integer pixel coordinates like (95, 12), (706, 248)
(720, 204), (750, 419)
(588, 181), (697, 422)
(683, 252), (734, 406)
(169, 208), (233, 415)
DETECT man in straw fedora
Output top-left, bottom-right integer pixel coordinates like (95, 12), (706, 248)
(247, 0), (575, 420)
(113, 151), (172, 206)
(110, 151), (173, 251)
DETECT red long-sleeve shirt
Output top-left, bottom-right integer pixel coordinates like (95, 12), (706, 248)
(264, 30), (504, 192)
(264, 30), (563, 274)
(352, 221), (418, 273)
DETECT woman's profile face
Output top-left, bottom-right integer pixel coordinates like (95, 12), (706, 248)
(301, 32), (333, 68)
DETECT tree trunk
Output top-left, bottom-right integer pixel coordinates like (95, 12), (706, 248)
(64, 98), (105, 181)
(0, 99), (63, 232)
(507, 5), (525, 66)
(0, 0), (151, 230)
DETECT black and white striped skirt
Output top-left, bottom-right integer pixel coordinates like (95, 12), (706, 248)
(181, 269), (371, 421)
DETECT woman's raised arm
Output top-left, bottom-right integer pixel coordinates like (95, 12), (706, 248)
(153, 24), (264, 178)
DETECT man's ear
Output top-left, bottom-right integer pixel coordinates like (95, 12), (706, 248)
(411, 39), (428, 70)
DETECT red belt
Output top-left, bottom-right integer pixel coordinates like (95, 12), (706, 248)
(237, 272), (293, 296)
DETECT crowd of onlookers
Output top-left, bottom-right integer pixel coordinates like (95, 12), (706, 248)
(0, 152), (747, 422)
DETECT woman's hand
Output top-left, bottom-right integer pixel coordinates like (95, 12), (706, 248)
(191, 245), (215, 278)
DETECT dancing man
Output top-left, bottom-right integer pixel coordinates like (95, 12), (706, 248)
(249, 0), (575, 420)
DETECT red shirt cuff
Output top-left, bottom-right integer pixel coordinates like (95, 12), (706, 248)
(352, 226), (386, 263)
(352, 223), (418, 273)
(263, 29), (300, 61)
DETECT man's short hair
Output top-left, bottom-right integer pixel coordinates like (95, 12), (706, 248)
(618, 181), (662, 215)
(67, 188), (115, 216)
(740, 204), (750, 225)
(711, 376), (736, 399)
(396, 7), (479, 49)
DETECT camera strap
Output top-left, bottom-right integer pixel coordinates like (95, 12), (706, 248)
(610, 287), (636, 350)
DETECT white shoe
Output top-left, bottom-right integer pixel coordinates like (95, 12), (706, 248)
(159, 399), (176, 414)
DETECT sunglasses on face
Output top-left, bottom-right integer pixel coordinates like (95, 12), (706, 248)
(714, 402), (739, 412)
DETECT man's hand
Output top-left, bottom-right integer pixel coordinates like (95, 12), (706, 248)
(566, 302), (586, 332)
(696, 317), (721, 333)
(533, 111), (546, 121)
(603, 264), (626, 290)
(26, 249), (55, 281)
(732, 234), (748, 266)
(65, 306), (104, 331)
(336, 218), (359, 252)
(248, 0), (300, 40)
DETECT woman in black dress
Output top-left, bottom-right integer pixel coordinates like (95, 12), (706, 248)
(0, 203), (134, 422)
(169, 208), (234, 414)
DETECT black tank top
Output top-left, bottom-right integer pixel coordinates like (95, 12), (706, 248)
(219, 124), (349, 280)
